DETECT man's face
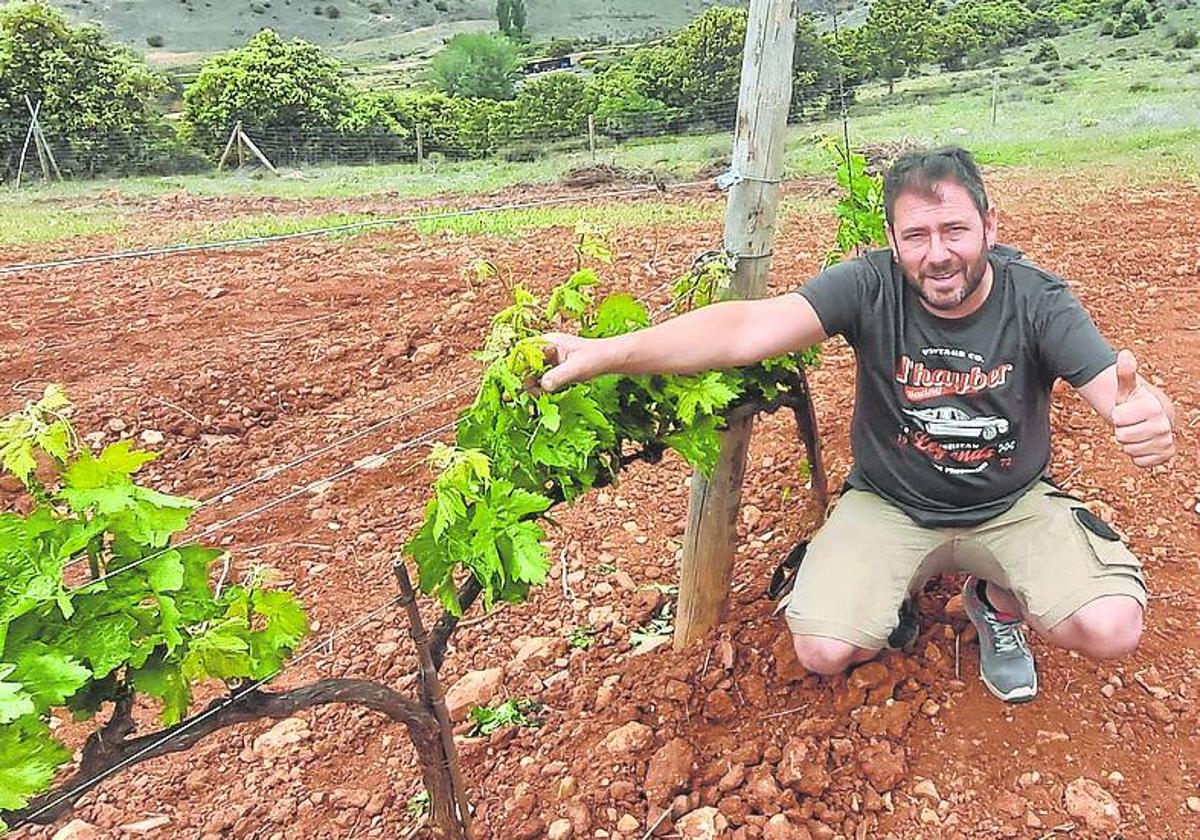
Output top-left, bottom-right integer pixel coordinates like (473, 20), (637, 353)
(887, 180), (998, 317)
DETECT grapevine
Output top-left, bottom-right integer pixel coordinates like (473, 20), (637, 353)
(824, 140), (888, 267)
(405, 227), (822, 618)
(0, 388), (308, 831)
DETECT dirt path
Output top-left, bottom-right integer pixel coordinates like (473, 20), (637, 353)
(3, 173), (1197, 840)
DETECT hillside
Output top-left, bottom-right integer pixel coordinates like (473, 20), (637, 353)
(51, 0), (733, 62)
(49, 0), (869, 69)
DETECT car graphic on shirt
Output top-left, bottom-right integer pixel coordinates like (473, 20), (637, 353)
(902, 406), (1010, 442)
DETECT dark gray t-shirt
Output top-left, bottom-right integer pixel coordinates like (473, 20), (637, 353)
(797, 245), (1115, 527)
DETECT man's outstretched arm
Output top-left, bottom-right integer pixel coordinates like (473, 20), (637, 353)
(539, 293), (828, 392)
(1076, 349), (1177, 468)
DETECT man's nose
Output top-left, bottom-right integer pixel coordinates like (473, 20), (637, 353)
(927, 233), (951, 263)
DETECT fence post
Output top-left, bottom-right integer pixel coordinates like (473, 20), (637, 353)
(587, 114), (596, 162)
(217, 121), (242, 172)
(416, 123), (425, 166)
(991, 70), (1000, 127)
(15, 99), (40, 188)
(237, 127), (278, 175)
(673, 0), (797, 650)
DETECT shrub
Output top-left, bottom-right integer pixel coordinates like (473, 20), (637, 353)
(585, 65), (676, 139)
(325, 4), (341, 18)
(384, 91), (506, 157)
(1112, 13), (1140, 37)
(1176, 28), (1198, 49)
(146, 34), (165, 47)
(1031, 40), (1060, 63)
(510, 72), (588, 141)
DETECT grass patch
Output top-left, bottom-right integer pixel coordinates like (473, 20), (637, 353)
(412, 200), (721, 237)
(177, 211), (383, 243)
(0, 203), (127, 247)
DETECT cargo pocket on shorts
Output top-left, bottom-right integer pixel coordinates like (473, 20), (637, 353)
(1071, 507), (1145, 588)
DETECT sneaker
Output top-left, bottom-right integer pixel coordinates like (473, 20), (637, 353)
(962, 576), (1038, 703)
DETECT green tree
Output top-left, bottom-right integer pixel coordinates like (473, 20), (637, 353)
(931, 19), (985, 70)
(792, 13), (842, 112)
(511, 72), (587, 140)
(382, 92), (507, 157)
(496, 0), (527, 35)
(0, 1), (180, 178)
(862, 0), (937, 94)
(664, 6), (748, 113)
(183, 29), (355, 148)
(585, 65), (675, 138)
(428, 33), (521, 100)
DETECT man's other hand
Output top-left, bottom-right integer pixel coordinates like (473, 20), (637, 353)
(1111, 349), (1176, 468)
(537, 332), (605, 393)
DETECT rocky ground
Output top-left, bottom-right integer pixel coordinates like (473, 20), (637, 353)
(1, 172), (1197, 839)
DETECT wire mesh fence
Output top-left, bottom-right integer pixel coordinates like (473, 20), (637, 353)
(0, 83), (847, 183)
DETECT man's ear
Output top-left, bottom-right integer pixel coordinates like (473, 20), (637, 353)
(983, 206), (998, 250)
(885, 221), (898, 256)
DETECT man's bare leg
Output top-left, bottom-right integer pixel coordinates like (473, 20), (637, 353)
(791, 636), (879, 676)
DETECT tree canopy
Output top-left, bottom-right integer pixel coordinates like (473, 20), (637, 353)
(428, 33), (522, 101)
(0, 1), (176, 178)
(183, 29), (355, 147)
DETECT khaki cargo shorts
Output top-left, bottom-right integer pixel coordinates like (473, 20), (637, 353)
(783, 480), (1147, 650)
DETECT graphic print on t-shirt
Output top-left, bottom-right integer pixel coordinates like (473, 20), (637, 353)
(894, 347), (1017, 476)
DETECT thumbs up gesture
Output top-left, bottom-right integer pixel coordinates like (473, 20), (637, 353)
(1110, 350), (1176, 468)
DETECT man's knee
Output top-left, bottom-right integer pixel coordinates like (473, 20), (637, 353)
(791, 635), (875, 676)
(1048, 596), (1144, 659)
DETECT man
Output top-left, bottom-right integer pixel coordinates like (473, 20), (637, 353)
(536, 147), (1176, 703)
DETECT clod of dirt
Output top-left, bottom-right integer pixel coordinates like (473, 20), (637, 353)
(560, 164), (646, 188)
(645, 738), (697, 802)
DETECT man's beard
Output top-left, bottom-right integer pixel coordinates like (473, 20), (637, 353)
(907, 250), (990, 312)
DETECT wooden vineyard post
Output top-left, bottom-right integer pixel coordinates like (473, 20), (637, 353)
(674, 0), (797, 650)
(587, 114), (597, 162)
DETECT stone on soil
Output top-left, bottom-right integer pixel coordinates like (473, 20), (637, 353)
(444, 667), (505, 722)
(253, 717), (311, 760)
(547, 818), (574, 840)
(857, 742), (906, 792)
(601, 721), (653, 756)
(1064, 777), (1121, 834)
(52, 821), (101, 840)
(676, 807), (726, 839)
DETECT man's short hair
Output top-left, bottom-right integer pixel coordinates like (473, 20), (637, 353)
(883, 147), (990, 225)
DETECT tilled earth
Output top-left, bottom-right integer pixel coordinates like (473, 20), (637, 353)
(2, 172), (1198, 840)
